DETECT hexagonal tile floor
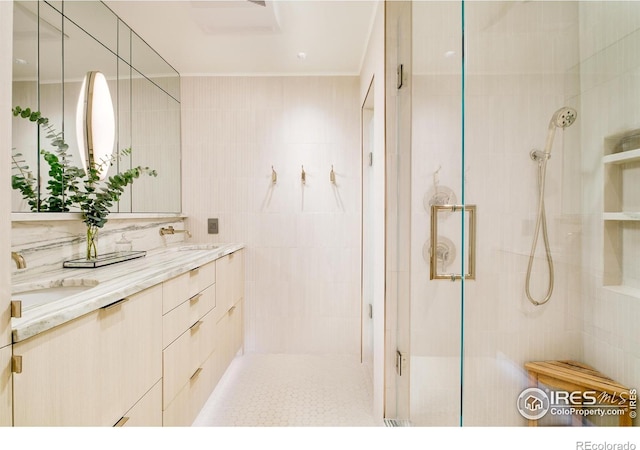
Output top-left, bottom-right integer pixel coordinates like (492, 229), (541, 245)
(192, 353), (378, 427)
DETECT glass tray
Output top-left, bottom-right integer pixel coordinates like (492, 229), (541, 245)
(63, 251), (146, 268)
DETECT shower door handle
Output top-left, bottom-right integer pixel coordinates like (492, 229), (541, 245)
(429, 204), (477, 281)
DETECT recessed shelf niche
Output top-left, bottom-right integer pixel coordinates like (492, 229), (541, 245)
(603, 130), (640, 291)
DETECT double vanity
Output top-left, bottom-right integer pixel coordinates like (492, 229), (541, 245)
(9, 243), (245, 426)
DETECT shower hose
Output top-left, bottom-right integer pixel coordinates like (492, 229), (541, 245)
(525, 155), (554, 306)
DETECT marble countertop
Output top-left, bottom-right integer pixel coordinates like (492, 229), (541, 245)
(11, 242), (245, 343)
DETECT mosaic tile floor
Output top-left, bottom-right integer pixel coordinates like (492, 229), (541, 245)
(192, 353), (379, 427)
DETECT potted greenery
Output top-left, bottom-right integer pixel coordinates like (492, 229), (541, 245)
(11, 106), (157, 260)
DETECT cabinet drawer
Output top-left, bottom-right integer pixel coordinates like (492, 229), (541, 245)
(162, 272), (190, 314)
(189, 261), (216, 297)
(162, 284), (215, 349)
(163, 351), (218, 427)
(162, 308), (217, 409)
(194, 308), (217, 370)
(163, 262), (216, 315)
(116, 380), (162, 427)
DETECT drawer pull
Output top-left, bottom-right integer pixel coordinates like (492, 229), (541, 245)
(12, 355), (22, 374)
(101, 298), (129, 311)
(189, 293), (202, 304)
(190, 367), (203, 380)
(11, 300), (22, 318)
(228, 305), (236, 314)
(190, 320), (203, 331)
(114, 416), (129, 427)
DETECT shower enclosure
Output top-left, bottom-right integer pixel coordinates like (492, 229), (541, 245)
(386, 1), (640, 426)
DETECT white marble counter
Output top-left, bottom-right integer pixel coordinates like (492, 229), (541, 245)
(11, 242), (245, 343)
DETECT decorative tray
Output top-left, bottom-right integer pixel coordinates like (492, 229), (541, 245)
(63, 251), (146, 268)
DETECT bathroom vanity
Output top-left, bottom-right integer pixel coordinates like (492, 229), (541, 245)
(9, 243), (244, 426)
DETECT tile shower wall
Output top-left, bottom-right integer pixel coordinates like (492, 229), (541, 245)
(181, 76), (361, 356)
(579, 1), (640, 411)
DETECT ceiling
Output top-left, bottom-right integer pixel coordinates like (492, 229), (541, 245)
(102, 0), (378, 76)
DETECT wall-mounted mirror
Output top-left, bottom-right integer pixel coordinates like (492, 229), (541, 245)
(11, 0), (181, 214)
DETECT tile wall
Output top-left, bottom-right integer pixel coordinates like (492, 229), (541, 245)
(579, 1), (640, 408)
(181, 76), (362, 356)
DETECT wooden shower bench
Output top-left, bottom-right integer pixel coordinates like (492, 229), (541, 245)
(524, 360), (633, 426)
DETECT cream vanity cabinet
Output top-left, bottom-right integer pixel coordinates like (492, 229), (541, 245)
(161, 260), (220, 426)
(0, 345), (11, 426)
(10, 246), (244, 427)
(12, 284), (163, 426)
(1, 271), (11, 425)
(214, 249), (245, 373)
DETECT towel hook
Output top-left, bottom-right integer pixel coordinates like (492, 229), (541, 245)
(433, 165), (442, 189)
(330, 165), (336, 184)
(301, 165), (306, 184)
(271, 166), (277, 184)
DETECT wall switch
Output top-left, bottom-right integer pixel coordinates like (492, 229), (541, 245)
(208, 218), (219, 234)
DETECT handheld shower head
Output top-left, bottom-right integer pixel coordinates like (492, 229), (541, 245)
(526, 106), (577, 306)
(543, 107), (577, 155)
(551, 107), (577, 129)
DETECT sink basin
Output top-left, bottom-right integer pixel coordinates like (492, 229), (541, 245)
(12, 279), (99, 310)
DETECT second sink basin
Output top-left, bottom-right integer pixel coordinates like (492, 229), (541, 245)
(12, 279), (100, 310)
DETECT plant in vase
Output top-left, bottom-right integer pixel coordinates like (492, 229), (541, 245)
(11, 106), (157, 260)
(71, 147), (156, 260)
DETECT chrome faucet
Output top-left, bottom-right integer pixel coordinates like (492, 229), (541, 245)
(159, 226), (191, 238)
(11, 252), (26, 269)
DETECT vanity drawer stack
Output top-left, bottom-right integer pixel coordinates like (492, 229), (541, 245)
(161, 261), (218, 426)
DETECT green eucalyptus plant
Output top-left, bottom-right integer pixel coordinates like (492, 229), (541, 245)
(11, 106), (157, 259)
(73, 147), (157, 259)
(11, 106), (84, 212)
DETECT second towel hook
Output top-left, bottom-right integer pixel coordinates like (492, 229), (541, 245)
(271, 166), (277, 184)
(301, 165), (306, 184)
(330, 165), (336, 184)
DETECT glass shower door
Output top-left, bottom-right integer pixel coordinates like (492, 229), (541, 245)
(402, 0), (466, 426)
(406, 0), (587, 427)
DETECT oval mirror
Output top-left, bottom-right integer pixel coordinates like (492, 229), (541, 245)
(76, 71), (115, 180)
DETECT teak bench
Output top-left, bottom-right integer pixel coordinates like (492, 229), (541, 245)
(524, 360), (633, 426)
